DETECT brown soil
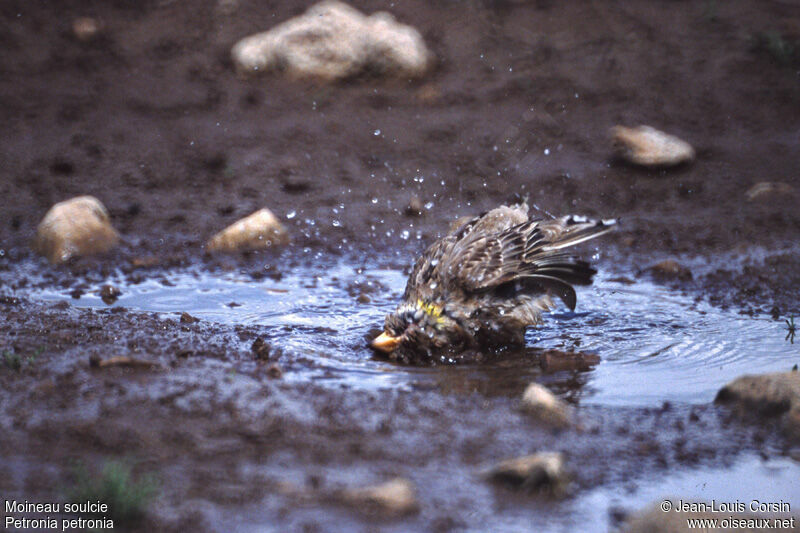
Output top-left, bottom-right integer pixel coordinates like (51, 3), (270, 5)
(1, 0), (799, 530)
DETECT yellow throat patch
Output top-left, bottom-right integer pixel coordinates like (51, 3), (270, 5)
(416, 299), (445, 323)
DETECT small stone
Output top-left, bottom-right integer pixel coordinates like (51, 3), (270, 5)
(716, 371), (800, 415)
(131, 255), (159, 268)
(404, 196), (424, 217)
(483, 452), (567, 493)
(646, 259), (692, 281)
(266, 363), (283, 378)
(205, 208), (289, 253)
(339, 477), (419, 517)
(34, 196), (120, 264)
(716, 371), (800, 442)
(356, 293), (371, 304)
(99, 284), (121, 305)
(180, 312), (199, 324)
(520, 383), (572, 427)
(611, 125), (695, 167)
(251, 337), (271, 361)
(539, 349), (601, 373)
(415, 83), (441, 104)
(231, 1), (432, 81)
(280, 175), (312, 194)
(72, 17), (101, 42)
(608, 276), (636, 285)
(745, 181), (795, 201)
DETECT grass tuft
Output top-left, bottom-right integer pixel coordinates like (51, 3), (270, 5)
(67, 460), (158, 525)
(2, 347), (43, 372)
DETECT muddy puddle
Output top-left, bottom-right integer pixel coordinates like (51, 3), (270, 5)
(16, 254), (796, 407)
(3, 253), (798, 531)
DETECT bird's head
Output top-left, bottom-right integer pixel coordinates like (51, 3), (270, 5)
(370, 299), (471, 362)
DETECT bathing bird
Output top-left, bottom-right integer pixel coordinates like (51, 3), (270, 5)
(370, 202), (617, 364)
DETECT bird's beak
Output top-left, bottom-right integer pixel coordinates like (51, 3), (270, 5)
(371, 331), (402, 353)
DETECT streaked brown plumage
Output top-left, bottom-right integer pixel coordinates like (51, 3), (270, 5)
(371, 202), (617, 364)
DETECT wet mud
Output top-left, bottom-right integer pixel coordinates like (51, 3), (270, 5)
(1, 0), (800, 531)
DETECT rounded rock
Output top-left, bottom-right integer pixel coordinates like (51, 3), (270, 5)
(611, 125), (695, 167)
(483, 452), (567, 493)
(231, 0), (431, 81)
(34, 196), (120, 264)
(205, 208), (289, 253)
(521, 382), (572, 427)
(339, 477), (419, 517)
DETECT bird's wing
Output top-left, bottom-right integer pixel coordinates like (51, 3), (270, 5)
(402, 236), (455, 299)
(446, 216), (616, 310)
(404, 202), (531, 299)
(447, 220), (539, 291)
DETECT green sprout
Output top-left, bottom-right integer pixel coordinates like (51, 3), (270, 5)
(2, 347), (43, 372)
(3, 350), (21, 371)
(67, 460), (158, 526)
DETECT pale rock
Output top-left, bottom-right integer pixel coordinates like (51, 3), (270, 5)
(716, 370), (800, 441)
(72, 17), (101, 42)
(231, 1), (431, 80)
(365, 11), (430, 76)
(745, 181), (795, 201)
(339, 477), (419, 517)
(521, 382), (572, 427)
(206, 208), (289, 253)
(646, 259), (692, 281)
(611, 125), (695, 167)
(34, 196), (119, 264)
(484, 452), (567, 492)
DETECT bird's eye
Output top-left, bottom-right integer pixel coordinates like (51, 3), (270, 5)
(385, 314), (404, 336)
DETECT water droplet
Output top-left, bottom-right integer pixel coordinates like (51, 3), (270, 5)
(430, 282), (438, 290)
(332, 220), (341, 227)
(286, 210), (296, 219)
(544, 148), (550, 155)
(371, 197), (378, 204)
(374, 129), (381, 136)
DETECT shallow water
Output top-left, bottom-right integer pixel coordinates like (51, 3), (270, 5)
(6, 255), (800, 530)
(24, 257), (797, 407)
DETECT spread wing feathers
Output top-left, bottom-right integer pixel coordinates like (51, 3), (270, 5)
(448, 216), (616, 309)
(535, 215), (618, 252)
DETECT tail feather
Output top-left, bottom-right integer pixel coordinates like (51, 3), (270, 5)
(538, 216), (618, 252)
(515, 216), (617, 308)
